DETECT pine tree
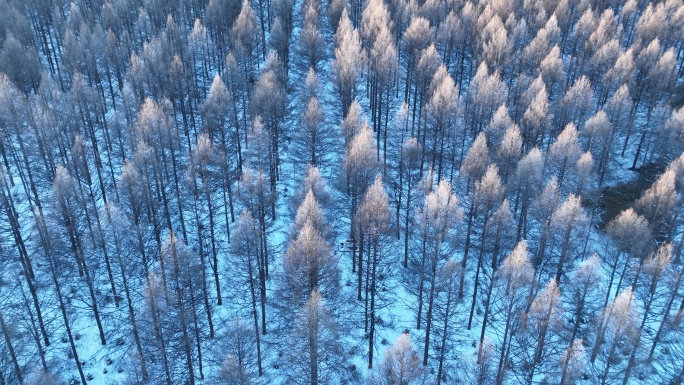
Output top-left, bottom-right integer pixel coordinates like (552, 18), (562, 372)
(333, 9), (365, 119)
(467, 165), (505, 327)
(547, 122), (582, 190)
(523, 278), (563, 382)
(495, 124), (523, 184)
(591, 289), (640, 385)
(103, 203), (149, 380)
(513, 147), (545, 241)
(0, 167), (49, 350)
(426, 66), (459, 181)
(477, 199), (515, 352)
(566, 254), (602, 345)
(357, 175), (390, 368)
(548, 194), (589, 282)
(539, 45), (565, 96)
(228, 211), (265, 376)
(50, 166), (107, 345)
(621, 243), (673, 385)
(292, 165), (331, 213)
(559, 339), (588, 385)
(376, 333), (422, 385)
(231, 0), (260, 83)
(368, 25), (398, 166)
(188, 134), (226, 311)
(402, 16), (431, 104)
(434, 259), (462, 384)
(494, 240), (535, 385)
(478, 14), (509, 71)
(202, 74), (241, 177)
(520, 82), (550, 149)
(0, 35), (41, 94)
(293, 189), (331, 242)
(636, 170), (679, 241)
(398, 137), (422, 267)
(466, 63), (506, 137)
(294, 96), (335, 168)
(298, 0), (325, 71)
(282, 215), (339, 314)
(214, 318), (257, 385)
(413, 179), (462, 366)
(605, 208), (653, 307)
(251, 60), (286, 217)
(31, 205), (90, 385)
(283, 290), (344, 385)
(237, 167), (272, 308)
(343, 126), (379, 277)
(158, 233), (209, 384)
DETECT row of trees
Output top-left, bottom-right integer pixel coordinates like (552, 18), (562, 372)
(0, 0), (683, 383)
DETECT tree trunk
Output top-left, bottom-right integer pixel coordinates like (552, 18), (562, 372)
(205, 184), (222, 307)
(437, 273), (456, 385)
(648, 267), (683, 362)
(192, 189), (215, 338)
(247, 249), (263, 376)
(0, 310), (23, 384)
(309, 301), (319, 385)
(49, 249), (89, 385)
(358, 228), (364, 301)
(495, 301), (515, 385)
(111, 226), (148, 379)
(469, 218), (489, 329)
(423, 249), (439, 366)
(171, 243), (196, 385)
(368, 242), (378, 369)
(460, 205), (475, 298)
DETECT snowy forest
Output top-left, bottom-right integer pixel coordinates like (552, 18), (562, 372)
(0, 0), (684, 383)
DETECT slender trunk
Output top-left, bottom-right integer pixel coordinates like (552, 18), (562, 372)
(358, 228), (364, 301)
(19, 284), (48, 371)
(623, 278), (658, 385)
(648, 267), (683, 362)
(193, 188), (215, 338)
(55, 269), (88, 385)
(247, 250), (263, 376)
(111, 224), (148, 379)
(604, 253), (621, 308)
(0, 310), (22, 384)
(204, 184), (222, 306)
(437, 275), (456, 385)
(460, 204), (475, 298)
(397, 155), (404, 241)
(478, 275), (494, 357)
(351, 183), (357, 273)
(364, 239), (371, 333)
(600, 341), (618, 385)
(403, 173), (413, 267)
(260, 245), (268, 335)
(416, 235), (427, 330)
(68, 219), (107, 345)
(555, 224), (575, 283)
(423, 246), (439, 366)
(151, 295), (173, 385)
(171, 242), (196, 385)
(469, 219), (488, 329)
(495, 298), (516, 385)
(403, 198), (411, 268)
(169, 144), (188, 240)
(188, 277), (205, 380)
(1, 187), (49, 344)
(368, 241), (378, 369)
(309, 301), (319, 385)
(591, 308), (608, 363)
